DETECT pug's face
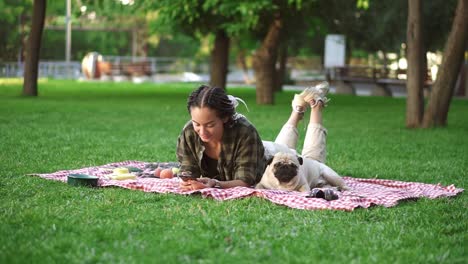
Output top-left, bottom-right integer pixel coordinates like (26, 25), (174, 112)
(268, 153), (303, 183)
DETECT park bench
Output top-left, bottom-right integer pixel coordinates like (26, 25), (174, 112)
(330, 66), (432, 96)
(122, 61), (153, 76)
(96, 61), (153, 78)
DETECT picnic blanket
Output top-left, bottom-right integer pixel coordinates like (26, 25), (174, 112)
(32, 160), (464, 211)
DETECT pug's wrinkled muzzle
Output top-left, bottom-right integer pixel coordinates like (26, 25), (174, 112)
(273, 162), (298, 183)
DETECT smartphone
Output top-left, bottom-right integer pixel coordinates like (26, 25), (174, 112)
(178, 172), (198, 182)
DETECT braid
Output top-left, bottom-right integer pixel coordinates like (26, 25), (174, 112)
(187, 85), (236, 122)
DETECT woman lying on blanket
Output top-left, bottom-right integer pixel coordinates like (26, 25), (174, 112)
(177, 83), (345, 191)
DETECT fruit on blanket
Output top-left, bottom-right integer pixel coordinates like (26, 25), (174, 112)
(172, 167), (180, 175)
(160, 168), (173, 179)
(154, 167), (162, 177)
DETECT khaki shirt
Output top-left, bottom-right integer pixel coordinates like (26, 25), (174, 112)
(176, 114), (265, 186)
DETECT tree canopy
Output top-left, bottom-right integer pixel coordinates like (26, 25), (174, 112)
(0, 0), (459, 62)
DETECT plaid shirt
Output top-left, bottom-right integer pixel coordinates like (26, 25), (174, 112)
(176, 114), (265, 186)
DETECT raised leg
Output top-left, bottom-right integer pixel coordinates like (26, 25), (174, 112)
(301, 101), (328, 163)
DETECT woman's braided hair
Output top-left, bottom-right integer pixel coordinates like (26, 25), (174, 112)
(187, 85), (236, 124)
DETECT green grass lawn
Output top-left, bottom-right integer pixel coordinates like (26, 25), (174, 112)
(1, 79), (466, 263)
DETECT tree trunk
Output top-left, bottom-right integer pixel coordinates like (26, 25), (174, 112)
(236, 49), (252, 84)
(275, 44), (287, 92)
(455, 62), (466, 96)
(210, 29), (230, 89)
(406, 0), (424, 128)
(23, 0), (46, 96)
(253, 15), (283, 104)
(422, 0), (468, 127)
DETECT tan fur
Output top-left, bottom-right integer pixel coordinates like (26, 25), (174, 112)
(256, 152), (349, 192)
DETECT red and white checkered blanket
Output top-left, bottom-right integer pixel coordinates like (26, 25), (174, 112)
(32, 160), (463, 211)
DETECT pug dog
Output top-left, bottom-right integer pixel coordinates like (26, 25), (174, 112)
(255, 152), (348, 192)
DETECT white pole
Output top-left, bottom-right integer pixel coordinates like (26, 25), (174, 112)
(66, 0), (71, 63)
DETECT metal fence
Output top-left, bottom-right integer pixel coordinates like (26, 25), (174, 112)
(0, 56), (210, 79)
(0, 56), (328, 85)
(0, 61), (82, 79)
(101, 56), (210, 74)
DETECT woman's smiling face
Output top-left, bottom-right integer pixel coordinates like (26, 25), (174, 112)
(190, 106), (226, 143)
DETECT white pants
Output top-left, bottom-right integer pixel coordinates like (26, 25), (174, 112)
(262, 123), (327, 163)
(262, 123), (347, 190)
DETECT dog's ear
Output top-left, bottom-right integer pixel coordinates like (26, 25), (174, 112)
(266, 155), (274, 166)
(297, 156), (303, 165)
